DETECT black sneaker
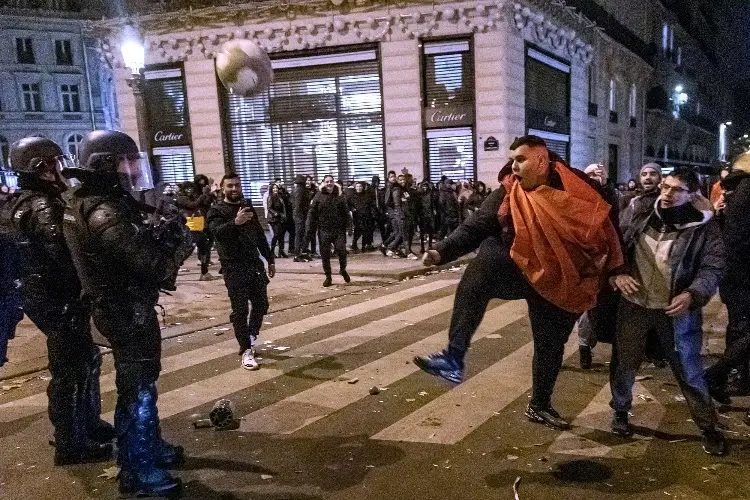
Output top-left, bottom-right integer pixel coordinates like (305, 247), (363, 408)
(340, 270), (351, 283)
(579, 345), (592, 370)
(610, 411), (633, 437)
(323, 276), (332, 287)
(701, 429), (727, 456)
(379, 245), (387, 256)
(524, 404), (570, 430)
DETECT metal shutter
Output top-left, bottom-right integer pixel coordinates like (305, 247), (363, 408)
(426, 127), (475, 184)
(153, 146), (194, 185)
(423, 41), (474, 107)
(223, 49), (385, 205)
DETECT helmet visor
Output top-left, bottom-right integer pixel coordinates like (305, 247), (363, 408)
(117, 153), (154, 192)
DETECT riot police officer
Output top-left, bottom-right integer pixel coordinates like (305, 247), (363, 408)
(62, 130), (193, 498)
(4, 137), (113, 465)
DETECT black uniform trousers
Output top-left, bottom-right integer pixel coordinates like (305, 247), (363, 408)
(319, 229), (347, 277)
(444, 236), (580, 409)
(223, 263), (269, 352)
(23, 295), (101, 449)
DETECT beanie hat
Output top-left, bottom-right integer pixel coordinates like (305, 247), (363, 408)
(640, 162), (662, 177)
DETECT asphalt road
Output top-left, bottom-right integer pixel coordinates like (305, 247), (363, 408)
(1, 272), (749, 500)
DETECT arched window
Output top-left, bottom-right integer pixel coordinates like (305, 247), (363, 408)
(0, 135), (9, 170)
(66, 133), (83, 158)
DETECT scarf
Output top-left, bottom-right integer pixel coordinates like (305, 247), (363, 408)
(498, 162), (624, 313)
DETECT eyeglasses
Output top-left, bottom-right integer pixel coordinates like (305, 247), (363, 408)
(660, 183), (689, 194)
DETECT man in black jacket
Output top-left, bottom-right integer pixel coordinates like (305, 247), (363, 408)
(305, 174), (350, 287)
(292, 174), (312, 262)
(175, 180), (217, 280)
(63, 130), (193, 497)
(207, 174), (275, 370)
(4, 137), (114, 466)
(705, 154), (750, 423)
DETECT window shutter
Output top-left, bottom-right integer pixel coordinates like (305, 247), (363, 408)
(426, 128), (475, 184)
(423, 41), (473, 107)
(222, 52), (385, 206)
(153, 147), (195, 185)
(144, 65), (194, 184)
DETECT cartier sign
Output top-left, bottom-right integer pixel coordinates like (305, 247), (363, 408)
(424, 104), (475, 128)
(151, 126), (190, 147)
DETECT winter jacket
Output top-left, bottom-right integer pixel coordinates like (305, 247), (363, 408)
(306, 185), (349, 233)
(620, 198), (724, 309)
(266, 194), (287, 224)
(719, 171), (750, 300)
(439, 184), (460, 224)
(292, 176), (311, 224)
(348, 191), (374, 229)
(206, 199), (274, 272)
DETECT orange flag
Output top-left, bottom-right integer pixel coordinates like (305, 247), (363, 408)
(507, 162), (624, 313)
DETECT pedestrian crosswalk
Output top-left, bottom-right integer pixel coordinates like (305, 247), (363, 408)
(0, 276), (692, 462)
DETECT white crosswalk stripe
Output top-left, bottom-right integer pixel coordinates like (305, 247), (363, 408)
(241, 300), (528, 435)
(0, 280), (457, 423)
(549, 382), (665, 459)
(102, 293), (459, 422)
(372, 324), (578, 444)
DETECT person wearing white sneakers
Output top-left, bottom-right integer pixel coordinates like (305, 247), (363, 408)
(207, 174), (275, 371)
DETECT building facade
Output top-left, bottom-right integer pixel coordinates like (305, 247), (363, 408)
(99, 0), (730, 204)
(0, 0), (117, 188)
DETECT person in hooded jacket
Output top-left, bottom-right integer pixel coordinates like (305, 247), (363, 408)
(292, 175), (312, 262)
(416, 180), (435, 254)
(348, 181), (373, 253)
(438, 179), (460, 238)
(266, 183), (288, 258)
(306, 175), (350, 287)
(175, 180), (217, 280)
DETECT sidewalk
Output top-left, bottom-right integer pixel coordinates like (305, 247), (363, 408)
(0, 250), (472, 381)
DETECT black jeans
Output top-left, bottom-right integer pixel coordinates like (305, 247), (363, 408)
(319, 229), (347, 277)
(294, 219), (307, 255)
(223, 264), (269, 352)
(444, 236), (579, 409)
(269, 222), (286, 256)
(191, 231), (211, 275)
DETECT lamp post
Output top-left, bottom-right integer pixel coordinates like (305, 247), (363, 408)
(120, 35), (151, 157)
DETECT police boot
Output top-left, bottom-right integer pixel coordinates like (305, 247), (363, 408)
(81, 347), (116, 444)
(117, 384), (181, 498)
(49, 365), (112, 465)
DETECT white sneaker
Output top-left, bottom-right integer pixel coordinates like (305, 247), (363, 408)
(385, 250), (394, 257)
(407, 253), (419, 260)
(241, 348), (259, 370)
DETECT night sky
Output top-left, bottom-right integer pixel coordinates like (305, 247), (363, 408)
(718, 0), (750, 135)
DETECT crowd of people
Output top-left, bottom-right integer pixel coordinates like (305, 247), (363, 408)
(1, 128), (749, 499)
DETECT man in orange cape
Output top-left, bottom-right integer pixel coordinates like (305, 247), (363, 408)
(414, 135), (623, 429)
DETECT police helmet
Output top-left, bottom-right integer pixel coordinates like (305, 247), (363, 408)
(9, 137), (65, 174)
(73, 130), (154, 192)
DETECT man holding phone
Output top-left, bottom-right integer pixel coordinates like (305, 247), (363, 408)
(207, 174), (275, 370)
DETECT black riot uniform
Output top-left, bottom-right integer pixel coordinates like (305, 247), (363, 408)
(62, 130), (193, 498)
(4, 137), (113, 466)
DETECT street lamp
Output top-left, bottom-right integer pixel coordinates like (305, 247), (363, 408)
(120, 29), (151, 158)
(719, 121), (732, 162)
